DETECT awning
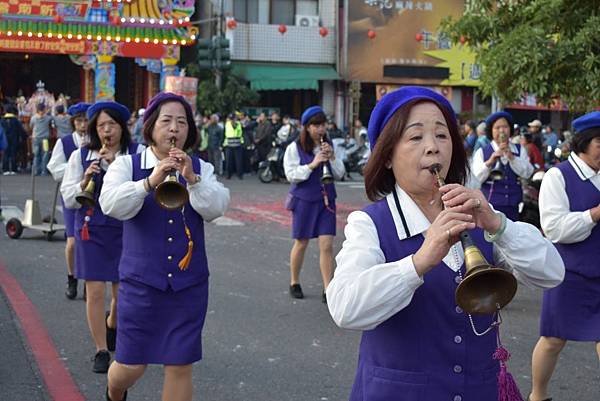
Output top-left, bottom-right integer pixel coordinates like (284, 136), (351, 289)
(232, 63), (339, 91)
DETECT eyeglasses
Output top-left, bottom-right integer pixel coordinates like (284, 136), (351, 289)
(97, 121), (119, 130)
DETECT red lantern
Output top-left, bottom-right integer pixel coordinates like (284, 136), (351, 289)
(53, 14), (63, 24)
(112, 15), (122, 25)
(367, 29), (376, 40)
(227, 18), (238, 30)
(319, 27), (329, 37)
(415, 32), (423, 42)
(459, 35), (466, 44)
(278, 24), (287, 35)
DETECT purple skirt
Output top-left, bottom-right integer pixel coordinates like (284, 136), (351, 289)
(61, 197), (76, 237)
(115, 279), (209, 365)
(291, 198), (336, 239)
(540, 270), (600, 341)
(74, 225), (122, 282)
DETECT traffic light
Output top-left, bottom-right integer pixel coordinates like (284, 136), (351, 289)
(196, 38), (213, 70)
(213, 36), (231, 71)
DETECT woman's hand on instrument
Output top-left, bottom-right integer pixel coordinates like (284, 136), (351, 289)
(439, 184), (502, 234)
(309, 152), (329, 169)
(81, 160), (100, 189)
(320, 142), (334, 159)
(169, 147), (195, 182)
(98, 147), (116, 164)
(413, 208), (476, 276)
(148, 157), (178, 188)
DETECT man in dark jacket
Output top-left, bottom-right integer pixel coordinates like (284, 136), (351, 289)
(2, 105), (27, 175)
(254, 112), (272, 165)
(206, 114), (224, 175)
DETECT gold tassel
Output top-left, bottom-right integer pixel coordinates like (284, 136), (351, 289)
(178, 240), (194, 271)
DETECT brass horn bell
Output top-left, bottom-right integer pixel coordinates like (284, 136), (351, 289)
(153, 138), (189, 211)
(456, 231), (518, 314)
(75, 179), (97, 208)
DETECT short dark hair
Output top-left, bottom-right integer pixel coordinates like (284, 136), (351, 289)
(299, 112), (327, 154)
(572, 128), (600, 154)
(485, 117), (514, 140)
(364, 99), (468, 202)
(142, 100), (197, 151)
(87, 108), (131, 153)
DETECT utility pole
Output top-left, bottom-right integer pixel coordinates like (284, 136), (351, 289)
(215, 0), (224, 90)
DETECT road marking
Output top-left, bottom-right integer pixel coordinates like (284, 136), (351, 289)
(0, 260), (85, 401)
(213, 216), (244, 226)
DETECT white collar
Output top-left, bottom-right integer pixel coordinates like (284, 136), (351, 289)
(140, 146), (160, 170)
(72, 132), (87, 147)
(385, 184), (464, 271)
(569, 152), (599, 181)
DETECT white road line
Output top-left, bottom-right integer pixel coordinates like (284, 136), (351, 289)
(212, 216), (245, 226)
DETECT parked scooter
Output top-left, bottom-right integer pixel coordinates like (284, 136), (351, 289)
(258, 139), (286, 183)
(519, 170), (545, 229)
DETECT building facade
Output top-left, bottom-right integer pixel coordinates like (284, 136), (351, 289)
(0, 0), (197, 110)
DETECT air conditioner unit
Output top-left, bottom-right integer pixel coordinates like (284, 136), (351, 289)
(295, 15), (319, 27)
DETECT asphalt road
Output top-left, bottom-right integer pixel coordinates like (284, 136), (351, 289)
(0, 172), (598, 401)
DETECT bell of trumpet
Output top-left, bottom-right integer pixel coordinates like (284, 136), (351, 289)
(488, 163), (505, 181)
(154, 175), (189, 210)
(455, 231), (518, 314)
(75, 179), (97, 208)
(321, 163), (334, 184)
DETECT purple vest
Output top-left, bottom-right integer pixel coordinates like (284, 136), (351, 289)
(119, 152), (209, 292)
(350, 198), (499, 401)
(553, 161), (600, 278)
(74, 145), (138, 229)
(289, 140), (336, 202)
(61, 133), (77, 161)
(481, 144), (523, 206)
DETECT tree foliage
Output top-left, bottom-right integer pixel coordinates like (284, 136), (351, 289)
(185, 63), (260, 116)
(441, 0), (600, 112)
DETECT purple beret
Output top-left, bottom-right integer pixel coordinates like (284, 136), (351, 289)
(86, 101), (130, 123)
(485, 111), (513, 129)
(572, 111), (600, 134)
(301, 105), (325, 126)
(67, 102), (91, 117)
(367, 86), (455, 151)
(144, 92), (193, 123)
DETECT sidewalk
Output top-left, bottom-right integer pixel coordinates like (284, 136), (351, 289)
(0, 290), (48, 401)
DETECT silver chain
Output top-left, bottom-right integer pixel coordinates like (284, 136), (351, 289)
(451, 245), (501, 337)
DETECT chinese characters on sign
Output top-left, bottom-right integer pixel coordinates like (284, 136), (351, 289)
(364, 0), (434, 11)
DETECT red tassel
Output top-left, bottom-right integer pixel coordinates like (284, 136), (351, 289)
(493, 346), (524, 401)
(81, 222), (89, 241)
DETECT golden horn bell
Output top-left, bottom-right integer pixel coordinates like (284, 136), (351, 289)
(153, 138), (189, 210)
(456, 231), (518, 314)
(75, 180), (97, 208)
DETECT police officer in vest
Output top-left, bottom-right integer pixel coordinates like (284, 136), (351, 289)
(223, 113), (244, 179)
(530, 111), (600, 401)
(472, 111), (534, 221)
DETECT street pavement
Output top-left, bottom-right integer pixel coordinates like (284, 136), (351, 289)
(0, 172), (598, 401)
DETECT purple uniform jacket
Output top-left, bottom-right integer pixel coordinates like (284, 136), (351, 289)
(553, 161), (600, 278)
(119, 152), (209, 292)
(61, 134), (77, 160)
(288, 140), (336, 202)
(481, 144), (522, 207)
(351, 198), (499, 401)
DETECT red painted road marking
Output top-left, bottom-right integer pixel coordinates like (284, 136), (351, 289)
(0, 260), (85, 401)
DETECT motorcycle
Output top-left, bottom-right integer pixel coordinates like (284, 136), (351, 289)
(257, 139), (286, 183)
(519, 170), (545, 229)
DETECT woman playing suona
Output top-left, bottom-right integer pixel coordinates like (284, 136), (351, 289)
(283, 106), (345, 302)
(47, 102), (90, 300)
(99, 92), (230, 401)
(61, 102), (144, 373)
(326, 87), (564, 401)
(530, 111), (600, 401)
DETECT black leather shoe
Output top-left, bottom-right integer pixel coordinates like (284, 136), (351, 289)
(527, 395), (552, 401)
(65, 275), (77, 300)
(93, 350), (110, 373)
(106, 386), (127, 401)
(322, 290), (327, 304)
(106, 312), (116, 352)
(289, 284), (304, 299)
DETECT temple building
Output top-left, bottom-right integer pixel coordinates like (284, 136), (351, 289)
(0, 0), (197, 110)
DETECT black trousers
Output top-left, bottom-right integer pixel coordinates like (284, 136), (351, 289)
(225, 146), (243, 179)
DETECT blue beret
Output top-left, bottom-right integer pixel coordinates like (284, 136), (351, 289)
(144, 92), (193, 123)
(87, 101), (131, 123)
(67, 102), (91, 117)
(301, 105), (325, 126)
(572, 111), (600, 134)
(367, 86), (455, 151)
(485, 111), (513, 129)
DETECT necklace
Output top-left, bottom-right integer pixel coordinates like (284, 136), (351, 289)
(451, 245), (501, 337)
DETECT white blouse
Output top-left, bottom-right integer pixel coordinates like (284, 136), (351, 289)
(327, 184), (565, 331)
(539, 153), (600, 244)
(99, 147), (229, 223)
(471, 140), (534, 183)
(47, 132), (87, 182)
(283, 141), (346, 183)
(60, 144), (145, 209)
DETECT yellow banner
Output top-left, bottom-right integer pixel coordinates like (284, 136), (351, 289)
(0, 38), (85, 54)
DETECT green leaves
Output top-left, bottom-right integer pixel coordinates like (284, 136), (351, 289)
(442, 0), (600, 112)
